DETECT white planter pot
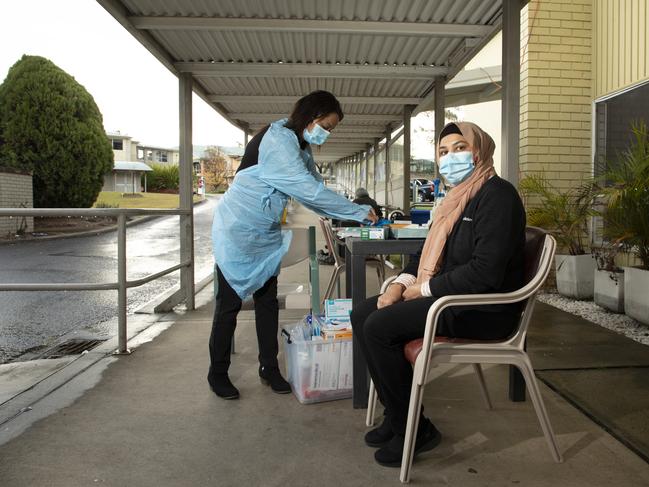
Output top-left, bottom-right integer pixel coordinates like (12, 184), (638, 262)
(624, 267), (649, 325)
(555, 254), (596, 299)
(594, 269), (624, 313)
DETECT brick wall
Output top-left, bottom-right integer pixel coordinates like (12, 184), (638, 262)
(520, 0), (593, 190)
(0, 169), (34, 237)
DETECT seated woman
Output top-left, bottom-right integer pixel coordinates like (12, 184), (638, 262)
(350, 122), (526, 468)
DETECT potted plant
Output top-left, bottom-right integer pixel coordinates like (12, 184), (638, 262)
(601, 121), (649, 324)
(519, 172), (598, 299)
(592, 235), (625, 313)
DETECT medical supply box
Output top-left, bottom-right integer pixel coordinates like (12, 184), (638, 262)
(282, 301), (354, 404)
(283, 333), (353, 404)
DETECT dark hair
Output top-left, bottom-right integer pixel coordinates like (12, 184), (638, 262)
(285, 91), (344, 144)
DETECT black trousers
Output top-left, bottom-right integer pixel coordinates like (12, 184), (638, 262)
(208, 266), (279, 377)
(350, 295), (519, 435)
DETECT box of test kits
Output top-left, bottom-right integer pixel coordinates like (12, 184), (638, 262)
(283, 324), (353, 404)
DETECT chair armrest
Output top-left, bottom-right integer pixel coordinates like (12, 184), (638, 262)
(380, 275), (398, 294)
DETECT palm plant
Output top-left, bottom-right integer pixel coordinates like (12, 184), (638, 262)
(600, 121), (649, 270)
(519, 172), (598, 255)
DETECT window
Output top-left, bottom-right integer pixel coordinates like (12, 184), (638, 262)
(593, 80), (649, 244)
(594, 80), (649, 178)
(156, 151), (168, 163)
(112, 139), (123, 151)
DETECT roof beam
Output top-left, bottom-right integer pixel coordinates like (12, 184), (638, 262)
(209, 95), (423, 105)
(175, 62), (448, 79)
(130, 16), (493, 38)
(232, 113), (400, 123)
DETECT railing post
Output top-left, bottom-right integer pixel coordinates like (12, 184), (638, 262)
(308, 226), (320, 316)
(116, 213), (130, 354)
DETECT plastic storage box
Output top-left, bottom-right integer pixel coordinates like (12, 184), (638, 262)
(283, 331), (353, 404)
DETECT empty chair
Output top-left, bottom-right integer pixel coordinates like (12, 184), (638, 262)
(318, 217), (385, 307)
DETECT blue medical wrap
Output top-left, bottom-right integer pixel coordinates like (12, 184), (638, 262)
(212, 119), (370, 299)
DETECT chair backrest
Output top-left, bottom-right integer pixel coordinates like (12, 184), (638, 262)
(512, 228), (556, 345)
(524, 226), (547, 285)
(318, 218), (344, 267)
(281, 227), (311, 268)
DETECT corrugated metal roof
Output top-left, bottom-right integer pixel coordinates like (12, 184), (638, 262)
(98, 0), (503, 162)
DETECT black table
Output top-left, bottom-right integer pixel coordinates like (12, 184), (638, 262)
(344, 237), (424, 408)
(344, 236), (526, 408)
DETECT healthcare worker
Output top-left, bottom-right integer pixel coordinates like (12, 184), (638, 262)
(209, 91), (378, 400)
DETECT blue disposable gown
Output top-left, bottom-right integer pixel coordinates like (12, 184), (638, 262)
(212, 118), (371, 299)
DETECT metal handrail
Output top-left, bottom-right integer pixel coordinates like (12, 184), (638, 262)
(0, 207), (193, 354)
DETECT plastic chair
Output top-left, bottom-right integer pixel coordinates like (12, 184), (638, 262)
(365, 227), (562, 483)
(318, 217), (385, 307)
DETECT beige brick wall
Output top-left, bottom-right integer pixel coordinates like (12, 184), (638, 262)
(0, 170), (34, 236)
(520, 0), (593, 190)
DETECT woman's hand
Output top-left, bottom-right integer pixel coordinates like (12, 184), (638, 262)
(402, 284), (423, 301)
(377, 283), (404, 309)
(366, 208), (378, 224)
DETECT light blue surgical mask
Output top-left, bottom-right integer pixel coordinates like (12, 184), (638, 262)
(439, 151), (475, 186)
(303, 123), (330, 145)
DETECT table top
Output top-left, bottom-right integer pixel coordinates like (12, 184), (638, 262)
(344, 236), (424, 255)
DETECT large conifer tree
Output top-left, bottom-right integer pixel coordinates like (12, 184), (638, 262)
(0, 55), (113, 207)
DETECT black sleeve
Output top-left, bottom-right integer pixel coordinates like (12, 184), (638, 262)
(401, 244), (423, 276)
(428, 187), (525, 296)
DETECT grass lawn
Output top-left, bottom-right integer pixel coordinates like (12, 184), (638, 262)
(94, 192), (203, 209)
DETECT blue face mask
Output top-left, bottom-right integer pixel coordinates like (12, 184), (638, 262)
(303, 123), (330, 145)
(439, 151), (475, 186)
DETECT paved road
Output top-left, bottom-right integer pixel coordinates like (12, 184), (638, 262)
(0, 196), (218, 363)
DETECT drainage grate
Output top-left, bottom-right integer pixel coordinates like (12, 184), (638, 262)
(39, 339), (106, 359)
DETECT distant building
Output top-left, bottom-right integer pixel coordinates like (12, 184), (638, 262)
(138, 144), (180, 166)
(102, 161), (153, 193)
(193, 145), (244, 188)
(104, 131), (154, 193)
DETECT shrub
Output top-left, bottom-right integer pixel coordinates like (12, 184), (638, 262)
(145, 163), (179, 192)
(0, 55), (113, 207)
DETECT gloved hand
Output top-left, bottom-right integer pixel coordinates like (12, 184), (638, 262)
(366, 208), (378, 225)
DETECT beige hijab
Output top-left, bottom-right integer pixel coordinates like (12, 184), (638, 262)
(416, 122), (497, 284)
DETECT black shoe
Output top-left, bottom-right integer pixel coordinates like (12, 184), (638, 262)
(365, 414), (395, 447)
(259, 365), (291, 394)
(207, 373), (240, 400)
(374, 418), (441, 468)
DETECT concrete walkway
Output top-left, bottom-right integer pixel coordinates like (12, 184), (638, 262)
(1, 204), (648, 486)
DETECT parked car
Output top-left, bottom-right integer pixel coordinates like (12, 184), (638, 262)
(410, 178), (434, 202)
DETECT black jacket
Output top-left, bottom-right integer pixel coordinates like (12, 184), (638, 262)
(352, 195), (383, 219)
(403, 175), (526, 319)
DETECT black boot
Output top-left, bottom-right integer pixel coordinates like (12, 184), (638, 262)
(374, 418), (442, 468)
(207, 373), (240, 400)
(365, 413), (395, 447)
(259, 365), (291, 394)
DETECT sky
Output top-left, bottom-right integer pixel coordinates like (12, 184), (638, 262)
(0, 1), (501, 161)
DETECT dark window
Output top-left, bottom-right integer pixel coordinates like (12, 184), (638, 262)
(594, 80), (649, 177)
(112, 139), (123, 151)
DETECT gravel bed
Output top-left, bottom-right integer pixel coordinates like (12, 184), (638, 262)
(537, 291), (649, 346)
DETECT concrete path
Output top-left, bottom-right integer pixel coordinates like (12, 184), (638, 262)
(1, 203), (648, 486)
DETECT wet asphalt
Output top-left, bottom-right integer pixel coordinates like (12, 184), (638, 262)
(0, 196), (218, 363)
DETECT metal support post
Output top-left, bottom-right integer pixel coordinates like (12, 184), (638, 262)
(384, 126), (391, 207)
(434, 75), (445, 179)
(501, 0), (521, 186)
(116, 213), (130, 354)
(373, 138), (379, 199)
(403, 105), (414, 213)
(179, 72), (195, 309)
